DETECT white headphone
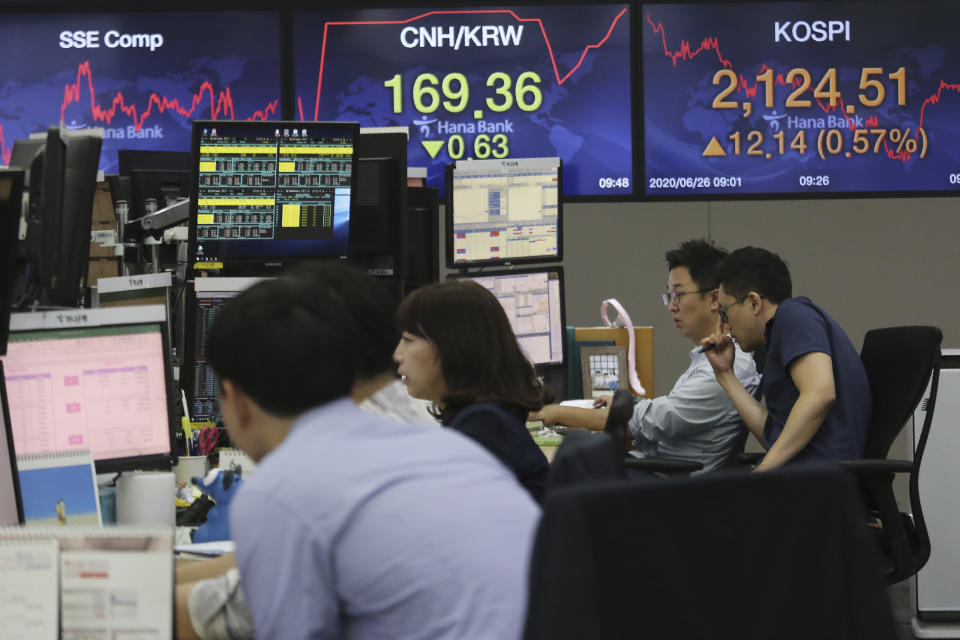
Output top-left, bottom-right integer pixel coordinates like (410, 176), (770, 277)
(600, 299), (647, 396)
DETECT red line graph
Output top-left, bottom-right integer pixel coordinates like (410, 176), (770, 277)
(61, 61), (280, 129)
(306, 8), (629, 121)
(645, 12), (960, 162)
(645, 12), (732, 68)
(1, 61), (280, 166)
(0, 124), (10, 168)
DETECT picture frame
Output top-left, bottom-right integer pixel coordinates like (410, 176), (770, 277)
(580, 345), (628, 399)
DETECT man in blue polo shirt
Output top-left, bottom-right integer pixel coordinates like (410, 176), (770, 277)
(701, 247), (870, 470)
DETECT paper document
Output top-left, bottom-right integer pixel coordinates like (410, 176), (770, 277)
(175, 540), (235, 556)
(559, 399), (600, 409)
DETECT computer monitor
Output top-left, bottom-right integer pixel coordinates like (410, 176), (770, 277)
(181, 278), (264, 423)
(118, 150), (192, 177)
(56, 129), (102, 307)
(17, 127), (102, 308)
(1, 305), (178, 473)
(23, 128), (66, 306)
(446, 157), (562, 268)
(189, 120), (358, 276)
(0, 362), (25, 525)
(405, 185), (439, 295)
(451, 266), (566, 367)
(118, 150), (193, 221)
(0, 169), (25, 355)
(8, 139), (44, 174)
(351, 127), (408, 277)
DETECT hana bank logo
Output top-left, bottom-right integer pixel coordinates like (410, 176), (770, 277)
(413, 117), (438, 138)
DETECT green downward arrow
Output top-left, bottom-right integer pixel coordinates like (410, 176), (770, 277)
(421, 140), (445, 159)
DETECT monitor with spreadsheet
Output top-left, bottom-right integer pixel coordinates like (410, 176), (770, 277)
(181, 278), (264, 423)
(189, 120), (358, 276)
(0, 306), (177, 473)
(451, 267), (566, 367)
(0, 362), (25, 525)
(445, 158), (562, 268)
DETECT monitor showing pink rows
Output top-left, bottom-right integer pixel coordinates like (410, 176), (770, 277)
(1, 324), (171, 463)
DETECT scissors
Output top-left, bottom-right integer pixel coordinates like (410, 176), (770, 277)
(196, 425), (220, 456)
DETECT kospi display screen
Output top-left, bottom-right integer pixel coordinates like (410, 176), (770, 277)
(292, 4), (634, 199)
(641, 1), (960, 197)
(0, 12), (282, 173)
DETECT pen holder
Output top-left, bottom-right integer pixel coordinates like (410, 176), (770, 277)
(174, 456), (209, 487)
(116, 471), (176, 527)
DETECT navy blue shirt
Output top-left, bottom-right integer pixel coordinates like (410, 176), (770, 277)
(445, 402), (549, 503)
(761, 297), (871, 463)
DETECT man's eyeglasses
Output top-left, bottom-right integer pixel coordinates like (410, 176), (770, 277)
(718, 294), (764, 323)
(661, 290), (709, 307)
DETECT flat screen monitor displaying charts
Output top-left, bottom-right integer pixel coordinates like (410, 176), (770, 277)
(0, 306), (177, 473)
(189, 120), (358, 275)
(446, 157), (561, 268)
(181, 278), (264, 423)
(452, 267), (565, 367)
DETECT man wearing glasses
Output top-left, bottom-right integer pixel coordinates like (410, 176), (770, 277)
(531, 239), (760, 473)
(701, 247), (870, 470)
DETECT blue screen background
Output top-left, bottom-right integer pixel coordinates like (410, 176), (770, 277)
(642, 1), (960, 196)
(292, 5), (634, 198)
(0, 12), (282, 174)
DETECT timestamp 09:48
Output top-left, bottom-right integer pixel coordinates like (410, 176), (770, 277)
(647, 176), (742, 191)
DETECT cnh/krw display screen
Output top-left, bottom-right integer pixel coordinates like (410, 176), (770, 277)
(292, 4), (634, 199)
(641, 1), (960, 197)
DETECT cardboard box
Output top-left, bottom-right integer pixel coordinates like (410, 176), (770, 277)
(89, 182), (118, 258)
(91, 181), (115, 225)
(87, 258), (119, 286)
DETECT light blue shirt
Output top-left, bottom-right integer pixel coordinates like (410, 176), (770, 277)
(629, 343), (761, 472)
(231, 398), (540, 640)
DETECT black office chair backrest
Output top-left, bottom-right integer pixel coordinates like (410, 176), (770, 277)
(524, 468), (898, 640)
(603, 388), (634, 459)
(545, 431), (624, 491)
(859, 326), (942, 459)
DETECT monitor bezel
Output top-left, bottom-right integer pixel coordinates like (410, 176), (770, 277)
(187, 119), (360, 278)
(4, 305), (178, 474)
(445, 157), (563, 269)
(448, 265), (567, 368)
(0, 360), (26, 525)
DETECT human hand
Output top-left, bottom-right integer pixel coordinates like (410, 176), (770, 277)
(593, 394), (612, 408)
(528, 405), (558, 426)
(701, 314), (736, 375)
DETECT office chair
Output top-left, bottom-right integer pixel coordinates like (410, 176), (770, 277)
(604, 387), (705, 475)
(841, 325), (942, 583)
(524, 467), (897, 640)
(546, 390), (703, 491)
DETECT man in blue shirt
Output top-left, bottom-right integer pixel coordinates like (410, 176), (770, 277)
(702, 247), (871, 470)
(204, 265), (540, 639)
